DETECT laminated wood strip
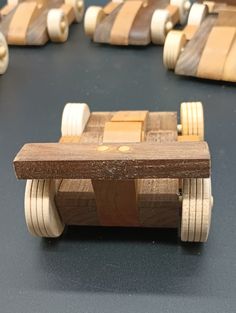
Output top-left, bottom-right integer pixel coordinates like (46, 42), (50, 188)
(175, 15), (217, 77)
(92, 112), (145, 226)
(183, 24), (198, 41)
(60, 3), (75, 24)
(216, 11), (236, 27)
(128, 0), (167, 45)
(167, 4), (180, 25)
(197, 26), (236, 80)
(103, 1), (120, 15)
(103, 121), (143, 143)
(14, 141), (211, 180)
(111, 111), (148, 122)
(26, 0), (63, 45)
(222, 37), (236, 82)
(0, 4), (16, 16)
(59, 136), (81, 143)
(7, 2), (40, 44)
(93, 4), (122, 44)
(0, 6), (18, 37)
(110, 0), (143, 45)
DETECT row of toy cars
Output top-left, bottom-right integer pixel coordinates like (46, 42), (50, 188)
(1, 0), (236, 83)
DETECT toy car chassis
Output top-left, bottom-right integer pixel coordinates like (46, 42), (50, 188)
(84, 0), (191, 45)
(164, 1), (236, 82)
(0, 32), (8, 73)
(0, 0), (84, 45)
(14, 102), (213, 242)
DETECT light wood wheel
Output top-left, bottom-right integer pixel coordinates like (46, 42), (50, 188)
(0, 33), (9, 75)
(180, 102), (204, 140)
(84, 6), (105, 38)
(187, 3), (208, 26)
(151, 9), (173, 45)
(181, 178), (212, 242)
(47, 9), (69, 42)
(170, 0), (191, 24)
(61, 103), (90, 136)
(7, 0), (19, 4)
(24, 179), (64, 238)
(163, 30), (186, 70)
(65, 0), (84, 22)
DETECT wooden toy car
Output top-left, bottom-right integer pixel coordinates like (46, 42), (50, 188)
(13, 101), (213, 242)
(84, 0), (191, 45)
(164, 1), (236, 82)
(0, 32), (8, 73)
(0, 0), (84, 45)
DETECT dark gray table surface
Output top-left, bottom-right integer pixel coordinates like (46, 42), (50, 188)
(0, 1), (236, 312)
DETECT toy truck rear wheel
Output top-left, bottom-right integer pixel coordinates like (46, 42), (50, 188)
(151, 9), (173, 44)
(61, 103), (90, 136)
(180, 102), (204, 140)
(84, 6), (105, 38)
(0, 33), (9, 75)
(163, 30), (186, 70)
(181, 178), (213, 242)
(24, 179), (64, 238)
(47, 9), (69, 42)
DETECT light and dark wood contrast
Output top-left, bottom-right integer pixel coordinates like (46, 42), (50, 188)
(85, 0), (191, 46)
(164, 1), (236, 82)
(13, 102), (213, 242)
(0, 0), (84, 45)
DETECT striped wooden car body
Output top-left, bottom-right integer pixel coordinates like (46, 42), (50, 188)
(164, 1), (236, 82)
(0, 0), (84, 45)
(84, 0), (191, 46)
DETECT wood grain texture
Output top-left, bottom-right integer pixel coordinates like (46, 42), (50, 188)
(93, 4), (122, 44)
(128, 0), (168, 45)
(175, 15), (217, 77)
(197, 26), (236, 80)
(222, 34), (236, 81)
(110, 0), (143, 45)
(14, 141), (211, 179)
(216, 10), (236, 27)
(55, 113), (180, 228)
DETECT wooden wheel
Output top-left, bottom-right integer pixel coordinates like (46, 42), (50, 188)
(65, 0), (84, 22)
(47, 9), (69, 42)
(163, 30), (186, 70)
(61, 103), (90, 136)
(180, 102), (204, 140)
(187, 3), (208, 26)
(84, 6), (105, 38)
(170, 0), (191, 24)
(151, 9), (173, 45)
(7, 0), (19, 4)
(181, 178), (212, 242)
(24, 180), (64, 237)
(0, 33), (9, 75)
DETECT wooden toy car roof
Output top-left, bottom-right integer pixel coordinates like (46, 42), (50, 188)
(14, 141), (211, 180)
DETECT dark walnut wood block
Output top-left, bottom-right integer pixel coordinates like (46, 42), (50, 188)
(14, 141), (210, 180)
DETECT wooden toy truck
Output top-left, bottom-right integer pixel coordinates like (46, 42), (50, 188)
(0, 32), (8, 73)
(0, 0), (84, 45)
(13, 102), (213, 242)
(164, 1), (236, 82)
(84, 0), (191, 45)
